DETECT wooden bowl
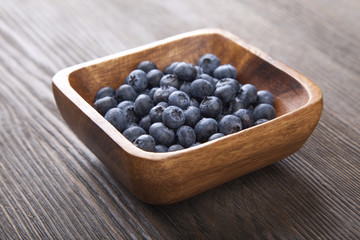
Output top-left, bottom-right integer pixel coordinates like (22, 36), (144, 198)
(52, 28), (323, 204)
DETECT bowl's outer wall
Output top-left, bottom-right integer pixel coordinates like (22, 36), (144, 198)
(52, 29), (323, 204)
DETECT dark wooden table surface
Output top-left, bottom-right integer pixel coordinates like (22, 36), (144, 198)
(1, 0), (359, 239)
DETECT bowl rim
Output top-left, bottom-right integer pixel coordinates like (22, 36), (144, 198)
(52, 28), (323, 161)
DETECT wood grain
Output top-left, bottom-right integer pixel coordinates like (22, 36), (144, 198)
(0, 0), (359, 239)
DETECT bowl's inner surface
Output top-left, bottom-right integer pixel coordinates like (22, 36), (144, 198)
(69, 33), (309, 117)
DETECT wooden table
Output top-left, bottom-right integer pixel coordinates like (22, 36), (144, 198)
(1, 0), (359, 239)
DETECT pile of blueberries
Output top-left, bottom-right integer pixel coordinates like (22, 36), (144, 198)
(93, 54), (276, 152)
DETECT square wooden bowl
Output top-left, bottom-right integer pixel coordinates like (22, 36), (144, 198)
(52, 29), (323, 204)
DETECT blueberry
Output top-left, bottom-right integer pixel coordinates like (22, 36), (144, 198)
(153, 85), (177, 103)
(190, 79), (214, 99)
(134, 94), (154, 117)
(218, 114), (242, 135)
(133, 134), (156, 152)
(146, 69), (163, 88)
(184, 106), (201, 128)
(194, 118), (218, 142)
(104, 108), (127, 132)
(257, 90), (274, 105)
(155, 145), (168, 152)
(199, 96), (222, 118)
(115, 84), (138, 102)
(174, 62), (197, 82)
(254, 118), (269, 125)
(125, 69), (148, 92)
(233, 108), (254, 129)
(157, 101), (169, 108)
(139, 115), (152, 132)
(163, 62), (180, 75)
(137, 60), (157, 73)
(148, 87), (159, 100)
(208, 133), (224, 141)
(189, 98), (200, 107)
(149, 122), (175, 147)
(126, 122), (139, 128)
(159, 74), (180, 89)
(238, 84), (257, 108)
(216, 114), (225, 123)
(198, 73), (216, 88)
(149, 104), (166, 123)
(122, 126), (146, 142)
(139, 88), (150, 96)
(94, 87), (115, 102)
(221, 104), (233, 115)
(168, 91), (190, 109)
(190, 142), (201, 147)
(253, 103), (276, 121)
(216, 78), (240, 92)
(214, 84), (237, 104)
(213, 64), (237, 79)
(117, 100), (134, 111)
(123, 105), (140, 125)
(176, 125), (196, 148)
(179, 82), (191, 96)
(195, 66), (204, 77)
(94, 96), (117, 116)
(237, 82), (243, 91)
(229, 96), (246, 113)
(162, 106), (185, 129)
(168, 144), (184, 152)
(197, 53), (221, 76)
